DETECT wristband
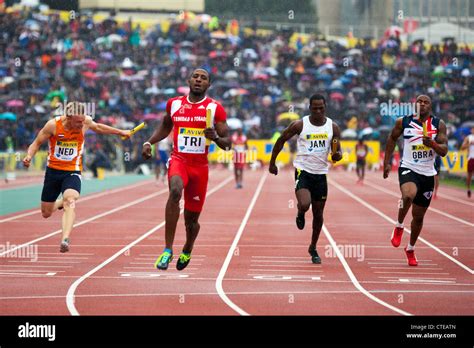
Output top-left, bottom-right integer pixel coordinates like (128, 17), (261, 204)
(143, 141), (152, 147)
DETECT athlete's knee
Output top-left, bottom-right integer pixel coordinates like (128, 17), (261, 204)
(169, 186), (182, 203)
(411, 216), (424, 227)
(63, 196), (77, 210)
(401, 195), (414, 205)
(41, 209), (52, 219)
(185, 220), (200, 232)
(298, 202), (311, 212)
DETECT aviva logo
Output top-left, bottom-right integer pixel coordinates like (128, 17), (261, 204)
(306, 133), (328, 140)
(56, 141), (77, 148)
(411, 144), (431, 151)
(179, 127), (204, 136)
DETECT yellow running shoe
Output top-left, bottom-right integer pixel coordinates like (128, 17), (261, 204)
(155, 250), (173, 270)
(176, 252), (191, 271)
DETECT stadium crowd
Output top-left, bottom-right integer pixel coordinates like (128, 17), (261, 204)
(0, 6), (472, 171)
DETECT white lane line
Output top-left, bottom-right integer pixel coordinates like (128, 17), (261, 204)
(322, 224), (411, 316)
(251, 256), (309, 259)
(367, 262), (438, 266)
(379, 276), (456, 280)
(0, 265), (72, 268)
(394, 279), (456, 284)
(249, 269), (323, 273)
(0, 179), (152, 223)
(370, 267), (444, 270)
(363, 180), (474, 227)
(7, 260), (81, 264)
(250, 260), (312, 263)
(0, 269), (62, 273)
(5, 289), (474, 301)
(251, 275), (321, 281)
(251, 264), (320, 268)
(0, 188), (168, 257)
(0, 272), (57, 276)
(374, 272), (450, 275)
(329, 178), (474, 275)
(38, 252), (94, 256)
(137, 254), (207, 257)
(437, 192), (474, 207)
(365, 258), (432, 261)
(66, 175), (233, 316)
(123, 267), (199, 271)
(34, 257), (90, 260)
(216, 172), (268, 316)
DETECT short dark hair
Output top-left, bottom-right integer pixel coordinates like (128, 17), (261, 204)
(191, 68), (212, 82)
(309, 93), (326, 106)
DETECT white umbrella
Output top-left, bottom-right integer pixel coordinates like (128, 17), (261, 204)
(348, 48), (362, 56)
(108, 34), (123, 43)
(122, 58), (134, 68)
(265, 67), (279, 76)
(360, 127), (374, 137)
(227, 118), (243, 130)
(198, 14), (211, 23)
(341, 129), (357, 139)
(210, 31), (227, 39)
(25, 19), (40, 31)
(34, 105), (46, 113)
(244, 116), (261, 128)
(145, 86), (160, 95)
(345, 69), (358, 77)
(243, 48), (258, 59)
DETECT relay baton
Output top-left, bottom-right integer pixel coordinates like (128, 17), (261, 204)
(122, 122), (145, 140)
(422, 121), (427, 137)
(331, 138), (338, 162)
(206, 109), (212, 146)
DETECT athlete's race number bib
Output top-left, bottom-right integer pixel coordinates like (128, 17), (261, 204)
(54, 141), (78, 161)
(177, 127), (206, 154)
(304, 133), (328, 153)
(411, 144), (434, 162)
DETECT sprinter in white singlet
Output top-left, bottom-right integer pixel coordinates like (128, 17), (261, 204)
(269, 94), (342, 264)
(383, 95), (448, 266)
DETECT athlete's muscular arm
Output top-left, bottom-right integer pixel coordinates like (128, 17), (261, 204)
(331, 121), (343, 162)
(269, 120), (303, 175)
(85, 117), (130, 137)
(23, 119), (55, 168)
(205, 121), (231, 150)
(383, 117), (403, 179)
(422, 120), (448, 157)
(142, 113), (173, 160)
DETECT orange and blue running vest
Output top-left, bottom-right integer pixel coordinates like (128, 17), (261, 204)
(47, 116), (85, 172)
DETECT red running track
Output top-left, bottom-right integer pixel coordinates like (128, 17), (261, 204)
(0, 169), (472, 315)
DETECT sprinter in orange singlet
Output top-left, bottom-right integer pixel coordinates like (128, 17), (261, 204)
(23, 104), (130, 252)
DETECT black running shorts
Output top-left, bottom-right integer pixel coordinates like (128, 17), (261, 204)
(41, 167), (82, 202)
(398, 167), (434, 208)
(294, 168), (328, 201)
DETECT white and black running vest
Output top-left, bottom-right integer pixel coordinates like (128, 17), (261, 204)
(293, 116), (333, 174)
(400, 114), (440, 176)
